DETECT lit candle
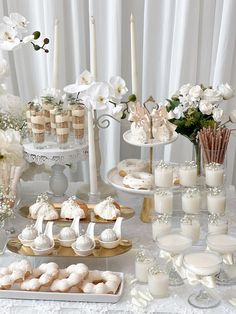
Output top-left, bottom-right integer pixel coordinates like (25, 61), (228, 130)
(52, 19), (59, 89)
(179, 161), (197, 187)
(155, 161), (173, 188)
(87, 109), (98, 195)
(180, 216), (200, 243)
(130, 13), (138, 96)
(205, 163), (224, 187)
(154, 189), (173, 215)
(148, 265), (169, 298)
(207, 188), (226, 215)
(182, 188), (201, 215)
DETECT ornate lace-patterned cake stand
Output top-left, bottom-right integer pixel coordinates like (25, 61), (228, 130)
(23, 141), (88, 201)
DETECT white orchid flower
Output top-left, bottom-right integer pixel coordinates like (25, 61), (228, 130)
(199, 100), (213, 115)
(78, 70), (94, 86)
(23, 34), (34, 43)
(109, 76), (128, 100)
(0, 23), (21, 50)
(111, 103), (126, 119)
(83, 82), (110, 110)
(0, 59), (9, 84)
(4, 13), (29, 33)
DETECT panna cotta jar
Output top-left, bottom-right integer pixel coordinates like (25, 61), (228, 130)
(207, 188), (226, 215)
(208, 214), (228, 235)
(154, 189), (173, 215)
(155, 161), (173, 188)
(148, 264), (169, 297)
(152, 215), (171, 241)
(135, 249), (154, 283)
(205, 163), (224, 188)
(182, 188), (201, 215)
(180, 215), (200, 243)
(179, 161), (197, 187)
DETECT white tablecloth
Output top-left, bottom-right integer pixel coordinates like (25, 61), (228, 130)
(1, 181), (236, 314)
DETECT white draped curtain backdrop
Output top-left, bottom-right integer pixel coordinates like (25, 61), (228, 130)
(1, 0), (236, 184)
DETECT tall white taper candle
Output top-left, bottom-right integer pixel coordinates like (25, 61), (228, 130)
(88, 15), (98, 195)
(52, 19), (59, 89)
(90, 16), (97, 79)
(130, 13), (138, 96)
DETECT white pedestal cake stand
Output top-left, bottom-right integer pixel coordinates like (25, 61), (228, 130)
(23, 141), (88, 202)
(107, 131), (178, 222)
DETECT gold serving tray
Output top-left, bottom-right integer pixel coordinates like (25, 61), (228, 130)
(7, 239), (132, 258)
(19, 203), (134, 224)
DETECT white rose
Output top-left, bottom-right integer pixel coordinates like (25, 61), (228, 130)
(189, 85), (203, 99)
(203, 88), (223, 103)
(199, 100), (213, 115)
(212, 107), (224, 122)
(0, 58), (9, 83)
(229, 109), (236, 123)
(218, 83), (234, 100)
(179, 83), (193, 96)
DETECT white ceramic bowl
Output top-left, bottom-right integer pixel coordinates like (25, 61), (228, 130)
(30, 243), (54, 256)
(98, 237), (121, 249)
(18, 234), (34, 247)
(71, 241), (95, 256)
(58, 237), (76, 248)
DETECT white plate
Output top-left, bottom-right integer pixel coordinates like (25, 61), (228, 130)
(0, 272), (124, 303)
(123, 130), (178, 148)
(107, 167), (153, 196)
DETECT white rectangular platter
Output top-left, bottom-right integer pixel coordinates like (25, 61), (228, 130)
(0, 272), (124, 303)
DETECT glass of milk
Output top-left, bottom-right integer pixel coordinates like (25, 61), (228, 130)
(152, 214), (172, 241)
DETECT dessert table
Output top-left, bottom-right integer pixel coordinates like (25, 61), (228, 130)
(1, 181), (236, 314)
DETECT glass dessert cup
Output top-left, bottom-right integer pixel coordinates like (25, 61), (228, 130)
(157, 233), (192, 286)
(207, 234), (236, 285)
(183, 251), (222, 309)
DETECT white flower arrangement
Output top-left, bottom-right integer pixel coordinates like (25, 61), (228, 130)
(166, 83), (234, 143)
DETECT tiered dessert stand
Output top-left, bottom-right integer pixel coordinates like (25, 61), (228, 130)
(107, 130), (178, 222)
(23, 141), (88, 202)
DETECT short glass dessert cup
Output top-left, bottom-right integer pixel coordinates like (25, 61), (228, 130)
(179, 161), (197, 187)
(205, 162), (224, 188)
(207, 234), (236, 285)
(157, 233), (192, 286)
(182, 188), (201, 215)
(154, 189), (173, 215)
(183, 250), (222, 309)
(152, 214), (171, 241)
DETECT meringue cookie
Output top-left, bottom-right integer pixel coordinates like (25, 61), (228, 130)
(94, 197), (120, 220)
